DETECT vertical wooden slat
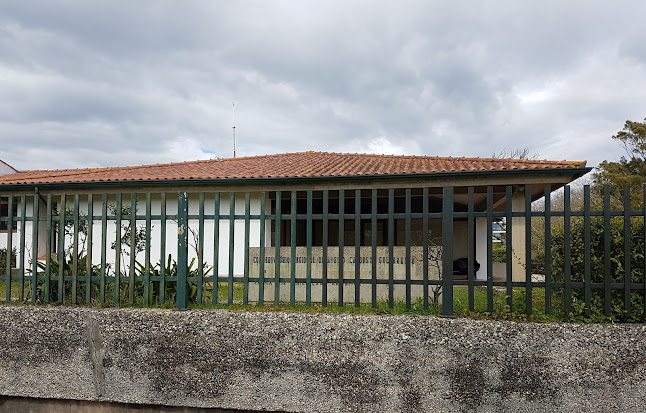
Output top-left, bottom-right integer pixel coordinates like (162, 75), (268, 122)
(338, 190), (345, 306)
(422, 187), (429, 310)
(228, 192), (235, 305)
(144, 193), (151, 306)
(603, 185), (611, 317)
(387, 188), (394, 309)
(564, 185), (571, 316)
(544, 186), (552, 314)
(100, 193), (107, 304)
(258, 192), (265, 306)
(623, 185), (632, 317)
(274, 191), (281, 305)
(354, 189), (361, 308)
(322, 190), (328, 306)
(19, 195), (26, 302)
(57, 194), (65, 303)
(442, 187), (454, 316)
(86, 194), (94, 304)
(5, 195), (13, 301)
(468, 187), (475, 312)
(160, 192), (167, 305)
(306, 191), (313, 306)
(72, 193), (80, 304)
(212, 192), (219, 305)
(405, 188), (412, 309)
(128, 193), (136, 304)
(243, 192), (251, 306)
(486, 186), (494, 312)
(371, 189), (377, 308)
(45, 195), (52, 303)
(176, 192), (189, 308)
(114, 193), (122, 305)
(32, 194), (40, 303)
(197, 192), (205, 304)
(525, 185), (532, 315)
(583, 185), (591, 317)
(505, 186), (513, 309)
(290, 191), (297, 306)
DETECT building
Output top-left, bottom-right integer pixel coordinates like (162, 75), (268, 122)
(0, 152), (590, 303)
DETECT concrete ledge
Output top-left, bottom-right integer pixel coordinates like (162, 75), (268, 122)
(0, 306), (645, 412)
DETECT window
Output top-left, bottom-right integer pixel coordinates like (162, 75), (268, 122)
(0, 197), (18, 231)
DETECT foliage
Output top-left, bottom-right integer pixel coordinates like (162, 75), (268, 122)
(109, 203), (148, 256)
(134, 255), (212, 305)
(549, 216), (645, 322)
(593, 117), (646, 208)
(33, 253), (102, 303)
(0, 248), (17, 270)
(491, 248), (506, 263)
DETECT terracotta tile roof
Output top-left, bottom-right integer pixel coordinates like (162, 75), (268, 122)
(0, 152), (588, 186)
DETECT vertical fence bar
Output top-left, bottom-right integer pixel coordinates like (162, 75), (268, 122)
(388, 188), (394, 309)
(176, 192), (189, 309)
(57, 194), (65, 303)
(45, 195), (52, 303)
(322, 190), (328, 306)
(259, 192), (266, 306)
(212, 192), (219, 305)
(306, 191), (312, 306)
(355, 189), (361, 308)
(228, 192), (235, 305)
(32, 194), (40, 303)
(338, 190), (345, 306)
(525, 185), (532, 315)
(422, 188), (429, 310)
(114, 193), (122, 305)
(128, 193), (136, 304)
(243, 192), (250, 305)
(442, 187), (454, 316)
(583, 185), (591, 317)
(564, 185), (571, 316)
(100, 194), (107, 304)
(371, 189), (377, 308)
(644, 184), (646, 321)
(197, 192), (205, 304)
(86, 194), (93, 304)
(544, 186), (552, 314)
(290, 191), (296, 306)
(468, 187), (475, 312)
(72, 194), (80, 304)
(486, 186), (494, 312)
(603, 185), (611, 317)
(144, 193), (151, 306)
(19, 195), (26, 302)
(505, 186), (513, 309)
(160, 192), (167, 305)
(405, 188), (412, 309)
(274, 191), (281, 305)
(623, 185), (632, 317)
(5, 195), (13, 301)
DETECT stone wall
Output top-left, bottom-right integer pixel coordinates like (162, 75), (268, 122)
(0, 306), (645, 412)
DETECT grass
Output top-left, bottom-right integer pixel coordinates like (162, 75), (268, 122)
(0, 279), (587, 323)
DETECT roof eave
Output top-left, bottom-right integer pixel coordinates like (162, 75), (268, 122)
(0, 167), (593, 192)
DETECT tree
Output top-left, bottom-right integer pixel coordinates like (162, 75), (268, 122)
(593, 118), (646, 208)
(491, 146), (540, 160)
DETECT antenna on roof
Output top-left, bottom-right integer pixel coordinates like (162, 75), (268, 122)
(232, 102), (236, 158)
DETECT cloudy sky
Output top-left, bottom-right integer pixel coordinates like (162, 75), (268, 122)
(0, 1), (644, 171)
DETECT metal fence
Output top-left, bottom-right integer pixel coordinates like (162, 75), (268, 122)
(0, 184), (644, 320)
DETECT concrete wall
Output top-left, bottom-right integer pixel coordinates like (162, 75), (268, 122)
(0, 306), (645, 412)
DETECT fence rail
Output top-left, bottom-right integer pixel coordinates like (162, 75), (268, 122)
(0, 184), (644, 320)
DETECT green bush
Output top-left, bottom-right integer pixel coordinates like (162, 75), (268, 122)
(0, 248), (17, 270)
(492, 248), (506, 263)
(550, 216), (644, 321)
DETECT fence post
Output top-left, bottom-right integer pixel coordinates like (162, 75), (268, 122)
(177, 192), (189, 308)
(442, 187), (454, 316)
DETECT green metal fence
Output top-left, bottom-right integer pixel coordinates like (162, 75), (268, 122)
(0, 184), (644, 320)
